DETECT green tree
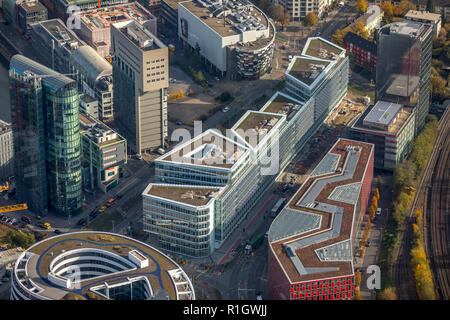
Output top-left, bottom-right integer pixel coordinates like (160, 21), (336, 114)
(379, 287), (397, 300)
(426, 0), (436, 13)
(5, 230), (36, 249)
(258, 0), (270, 12)
(356, 0), (368, 13)
(351, 21), (369, 39)
(393, 160), (417, 191)
(332, 28), (348, 46)
(304, 13), (318, 27)
(399, 0), (416, 16)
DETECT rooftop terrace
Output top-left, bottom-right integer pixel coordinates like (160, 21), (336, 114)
(18, 232), (194, 300)
(158, 129), (248, 169)
(259, 92), (304, 121)
(179, 0), (269, 38)
(232, 111), (283, 148)
(287, 57), (331, 86)
(145, 184), (222, 206)
(80, 2), (154, 30)
(302, 37), (345, 61)
(269, 139), (373, 283)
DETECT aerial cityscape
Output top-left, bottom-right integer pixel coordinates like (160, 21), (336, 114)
(0, 0), (448, 303)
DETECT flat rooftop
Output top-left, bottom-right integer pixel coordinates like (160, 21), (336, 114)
(179, 0), (269, 38)
(118, 21), (161, 50)
(269, 138), (373, 283)
(164, 0), (184, 10)
(233, 111), (283, 148)
(158, 129), (248, 169)
(302, 37), (345, 61)
(287, 57), (331, 86)
(80, 2), (154, 30)
(363, 101), (402, 127)
(405, 10), (441, 22)
(260, 92), (304, 121)
(22, 232), (190, 300)
(79, 113), (123, 146)
(0, 119), (11, 133)
(145, 185), (221, 206)
(34, 19), (84, 51)
(353, 102), (414, 135)
(387, 20), (429, 37)
(19, 0), (47, 12)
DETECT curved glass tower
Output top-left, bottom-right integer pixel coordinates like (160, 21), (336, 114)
(10, 55), (82, 216)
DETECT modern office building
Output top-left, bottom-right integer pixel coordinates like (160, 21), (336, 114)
(9, 55), (83, 217)
(0, 120), (14, 181)
(349, 101), (415, 171)
(30, 18), (85, 74)
(10, 231), (195, 300)
(146, 91), (317, 257)
(177, 0), (276, 79)
(111, 19), (168, 153)
(285, 37), (349, 123)
(69, 45), (114, 121)
(404, 10), (442, 36)
(79, 112), (127, 193)
(273, 0), (332, 21)
(268, 138), (374, 300)
(17, 0), (47, 35)
(343, 32), (377, 72)
(376, 21), (432, 135)
(77, 2), (157, 59)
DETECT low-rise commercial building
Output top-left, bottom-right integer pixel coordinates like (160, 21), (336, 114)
(177, 0), (275, 80)
(0, 120), (14, 181)
(79, 94), (99, 120)
(349, 101), (415, 171)
(77, 2), (157, 58)
(285, 37), (349, 123)
(343, 32), (377, 72)
(268, 138), (374, 300)
(404, 10), (442, 36)
(17, 0), (47, 35)
(69, 45), (114, 121)
(79, 112), (126, 193)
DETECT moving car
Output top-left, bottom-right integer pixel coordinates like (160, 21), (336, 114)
(376, 208), (381, 216)
(222, 107), (230, 113)
(21, 216), (31, 224)
(77, 218), (88, 227)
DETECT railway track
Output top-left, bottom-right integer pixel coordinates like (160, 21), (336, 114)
(394, 110), (450, 299)
(427, 110), (450, 300)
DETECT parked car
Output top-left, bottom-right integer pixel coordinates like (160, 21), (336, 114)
(222, 107), (230, 113)
(366, 239), (371, 247)
(21, 216), (31, 224)
(136, 154), (143, 160)
(376, 208), (381, 216)
(77, 218), (88, 227)
(176, 121), (183, 125)
(54, 229), (63, 235)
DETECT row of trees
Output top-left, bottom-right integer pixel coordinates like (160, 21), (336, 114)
(358, 188), (380, 257)
(410, 209), (436, 299)
(431, 25), (450, 103)
(377, 115), (439, 299)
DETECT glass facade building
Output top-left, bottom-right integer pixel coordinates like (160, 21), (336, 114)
(9, 55), (83, 217)
(376, 21), (433, 134)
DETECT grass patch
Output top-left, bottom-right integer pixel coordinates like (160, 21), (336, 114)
(0, 223), (14, 244)
(348, 82), (375, 101)
(88, 210), (125, 232)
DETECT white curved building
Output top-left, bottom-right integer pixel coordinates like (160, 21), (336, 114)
(10, 231), (195, 300)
